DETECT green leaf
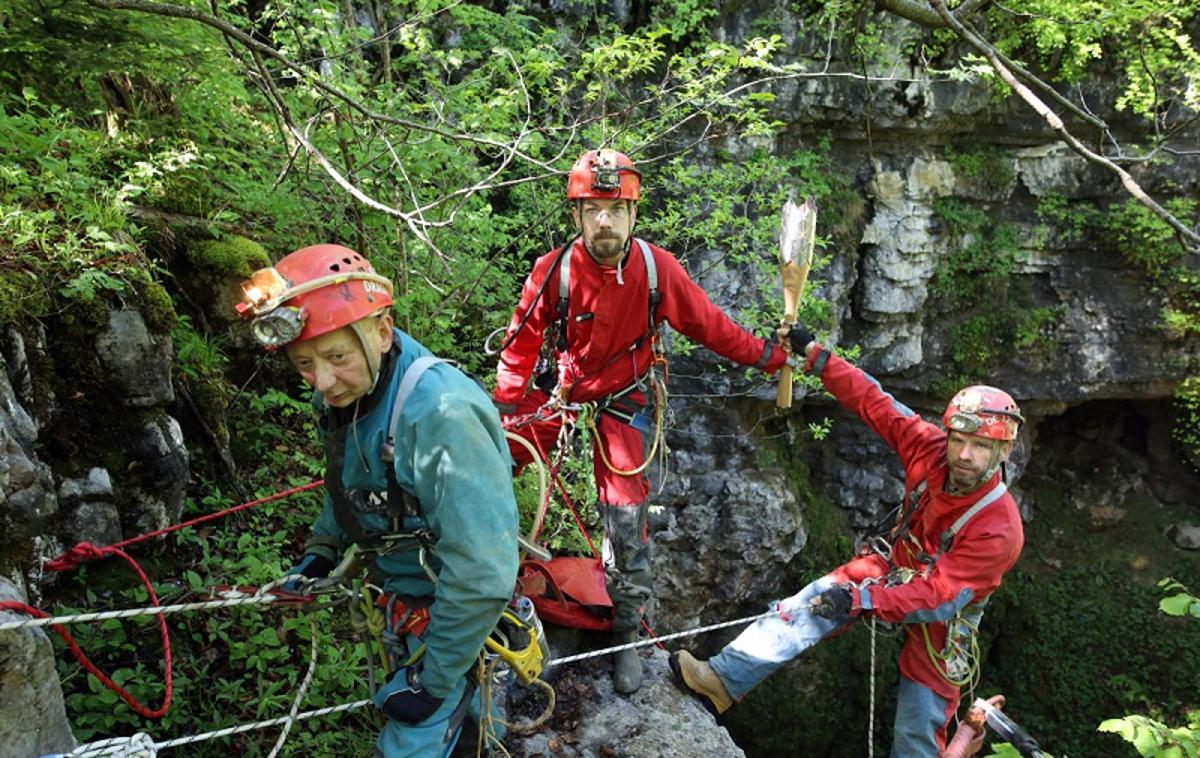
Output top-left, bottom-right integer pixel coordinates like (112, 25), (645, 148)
(1161, 593), (1194, 616)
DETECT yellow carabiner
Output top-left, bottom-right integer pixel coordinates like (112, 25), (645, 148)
(483, 610), (545, 685)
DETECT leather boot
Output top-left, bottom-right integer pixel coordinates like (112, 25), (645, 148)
(612, 628), (643, 694)
(669, 650), (733, 715)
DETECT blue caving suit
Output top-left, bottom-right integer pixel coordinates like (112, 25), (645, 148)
(299, 329), (519, 757)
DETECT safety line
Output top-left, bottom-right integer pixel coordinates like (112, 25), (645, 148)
(58, 608), (781, 754)
(0, 585), (307, 631)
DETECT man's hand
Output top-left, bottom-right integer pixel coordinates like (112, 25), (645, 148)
(374, 666), (444, 724)
(809, 586), (853, 619)
(279, 553), (333, 593)
(776, 322), (815, 357)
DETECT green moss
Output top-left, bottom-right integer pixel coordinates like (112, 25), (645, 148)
(186, 236), (271, 278)
(944, 143), (1015, 195)
(0, 268), (53, 327)
(132, 278), (177, 336)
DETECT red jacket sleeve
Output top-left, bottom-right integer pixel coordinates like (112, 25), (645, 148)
(654, 247), (786, 373)
(817, 352), (943, 467)
(494, 251), (558, 405)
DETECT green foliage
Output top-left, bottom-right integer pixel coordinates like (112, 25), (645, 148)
(943, 144), (1015, 195)
(1158, 578), (1200, 620)
(1093, 579), (1200, 757)
(988, 1), (1200, 119)
(1104, 198), (1198, 278)
(983, 565), (1200, 757)
(929, 198), (1059, 395)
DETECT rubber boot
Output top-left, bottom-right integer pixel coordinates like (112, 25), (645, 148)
(669, 650), (733, 715)
(612, 628), (643, 694)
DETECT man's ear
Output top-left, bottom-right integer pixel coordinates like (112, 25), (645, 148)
(999, 440), (1014, 461)
(376, 312), (395, 352)
(629, 201), (637, 230)
(571, 203), (582, 232)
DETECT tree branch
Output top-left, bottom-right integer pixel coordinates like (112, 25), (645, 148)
(929, 0), (1200, 251)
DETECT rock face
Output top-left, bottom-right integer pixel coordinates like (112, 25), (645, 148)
(505, 642), (744, 757)
(0, 578), (75, 758)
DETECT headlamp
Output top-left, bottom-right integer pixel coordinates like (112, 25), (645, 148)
(251, 306), (306, 347)
(947, 412), (983, 433)
(590, 148), (638, 194)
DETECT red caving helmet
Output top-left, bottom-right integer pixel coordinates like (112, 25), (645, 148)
(566, 149), (640, 201)
(235, 244), (394, 348)
(942, 385), (1024, 441)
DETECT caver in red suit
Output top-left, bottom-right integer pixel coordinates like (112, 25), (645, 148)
(493, 148), (787, 693)
(674, 341), (1025, 758)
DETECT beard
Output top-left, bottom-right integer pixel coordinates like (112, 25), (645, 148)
(586, 233), (626, 261)
(947, 461), (986, 492)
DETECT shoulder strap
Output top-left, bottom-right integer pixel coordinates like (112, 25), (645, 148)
(557, 246), (572, 351)
(384, 356), (450, 460)
(939, 481), (1008, 553)
(634, 238), (660, 328)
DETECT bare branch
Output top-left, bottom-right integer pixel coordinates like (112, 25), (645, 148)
(876, 0), (993, 28)
(929, 0), (1200, 250)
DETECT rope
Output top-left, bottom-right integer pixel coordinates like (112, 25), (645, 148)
(548, 608), (780, 667)
(584, 374), (668, 477)
(154, 700), (372, 749)
(57, 732), (158, 757)
(46, 481), (325, 572)
(59, 606), (782, 753)
(0, 581), (308, 631)
(868, 617), (876, 758)
(0, 545), (173, 719)
(266, 616), (320, 758)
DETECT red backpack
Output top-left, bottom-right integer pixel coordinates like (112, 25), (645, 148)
(518, 556), (613, 632)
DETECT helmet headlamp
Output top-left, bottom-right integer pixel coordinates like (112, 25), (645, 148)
(590, 149), (638, 195)
(251, 306), (306, 347)
(947, 412), (983, 434)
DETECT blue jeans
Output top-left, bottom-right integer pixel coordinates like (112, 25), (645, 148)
(707, 574), (950, 758)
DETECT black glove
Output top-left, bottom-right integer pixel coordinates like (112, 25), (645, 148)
(810, 586), (853, 619)
(785, 323), (816, 356)
(280, 553), (334, 593)
(374, 666), (444, 724)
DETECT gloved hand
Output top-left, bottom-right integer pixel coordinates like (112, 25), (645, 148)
(374, 666), (444, 724)
(780, 322), (815, 356)
(279, 553), (333, 593)
(810, 586), (853, 619)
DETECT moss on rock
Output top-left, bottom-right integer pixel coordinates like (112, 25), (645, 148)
(186, 236), (271, 278)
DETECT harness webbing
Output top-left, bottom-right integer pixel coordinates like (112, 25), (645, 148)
(556, 238), (660, 356)
(938, 481), (1007, 554)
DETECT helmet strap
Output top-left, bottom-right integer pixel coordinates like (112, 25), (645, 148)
(350, 318), (383, 394)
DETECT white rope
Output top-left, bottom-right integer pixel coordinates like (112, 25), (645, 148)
(548, 608), (780, 667)
(56, 732), (158, 757)
(0, 580), (324, 631)
(868, 617), (876, 758)
(266, 617), (320, 758)
(154, 699), (373, 749)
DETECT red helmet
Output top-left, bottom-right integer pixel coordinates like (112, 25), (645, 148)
(566, 149), (640, 201)
(235, 244), (394, 347)
(943, 386), (1023, 441)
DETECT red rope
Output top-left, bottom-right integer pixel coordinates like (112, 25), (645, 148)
(0, 546), (172, 719)
(16, 480), (325, 718)
(47, 480), (326, 572)
(529, 426), (600, 559)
